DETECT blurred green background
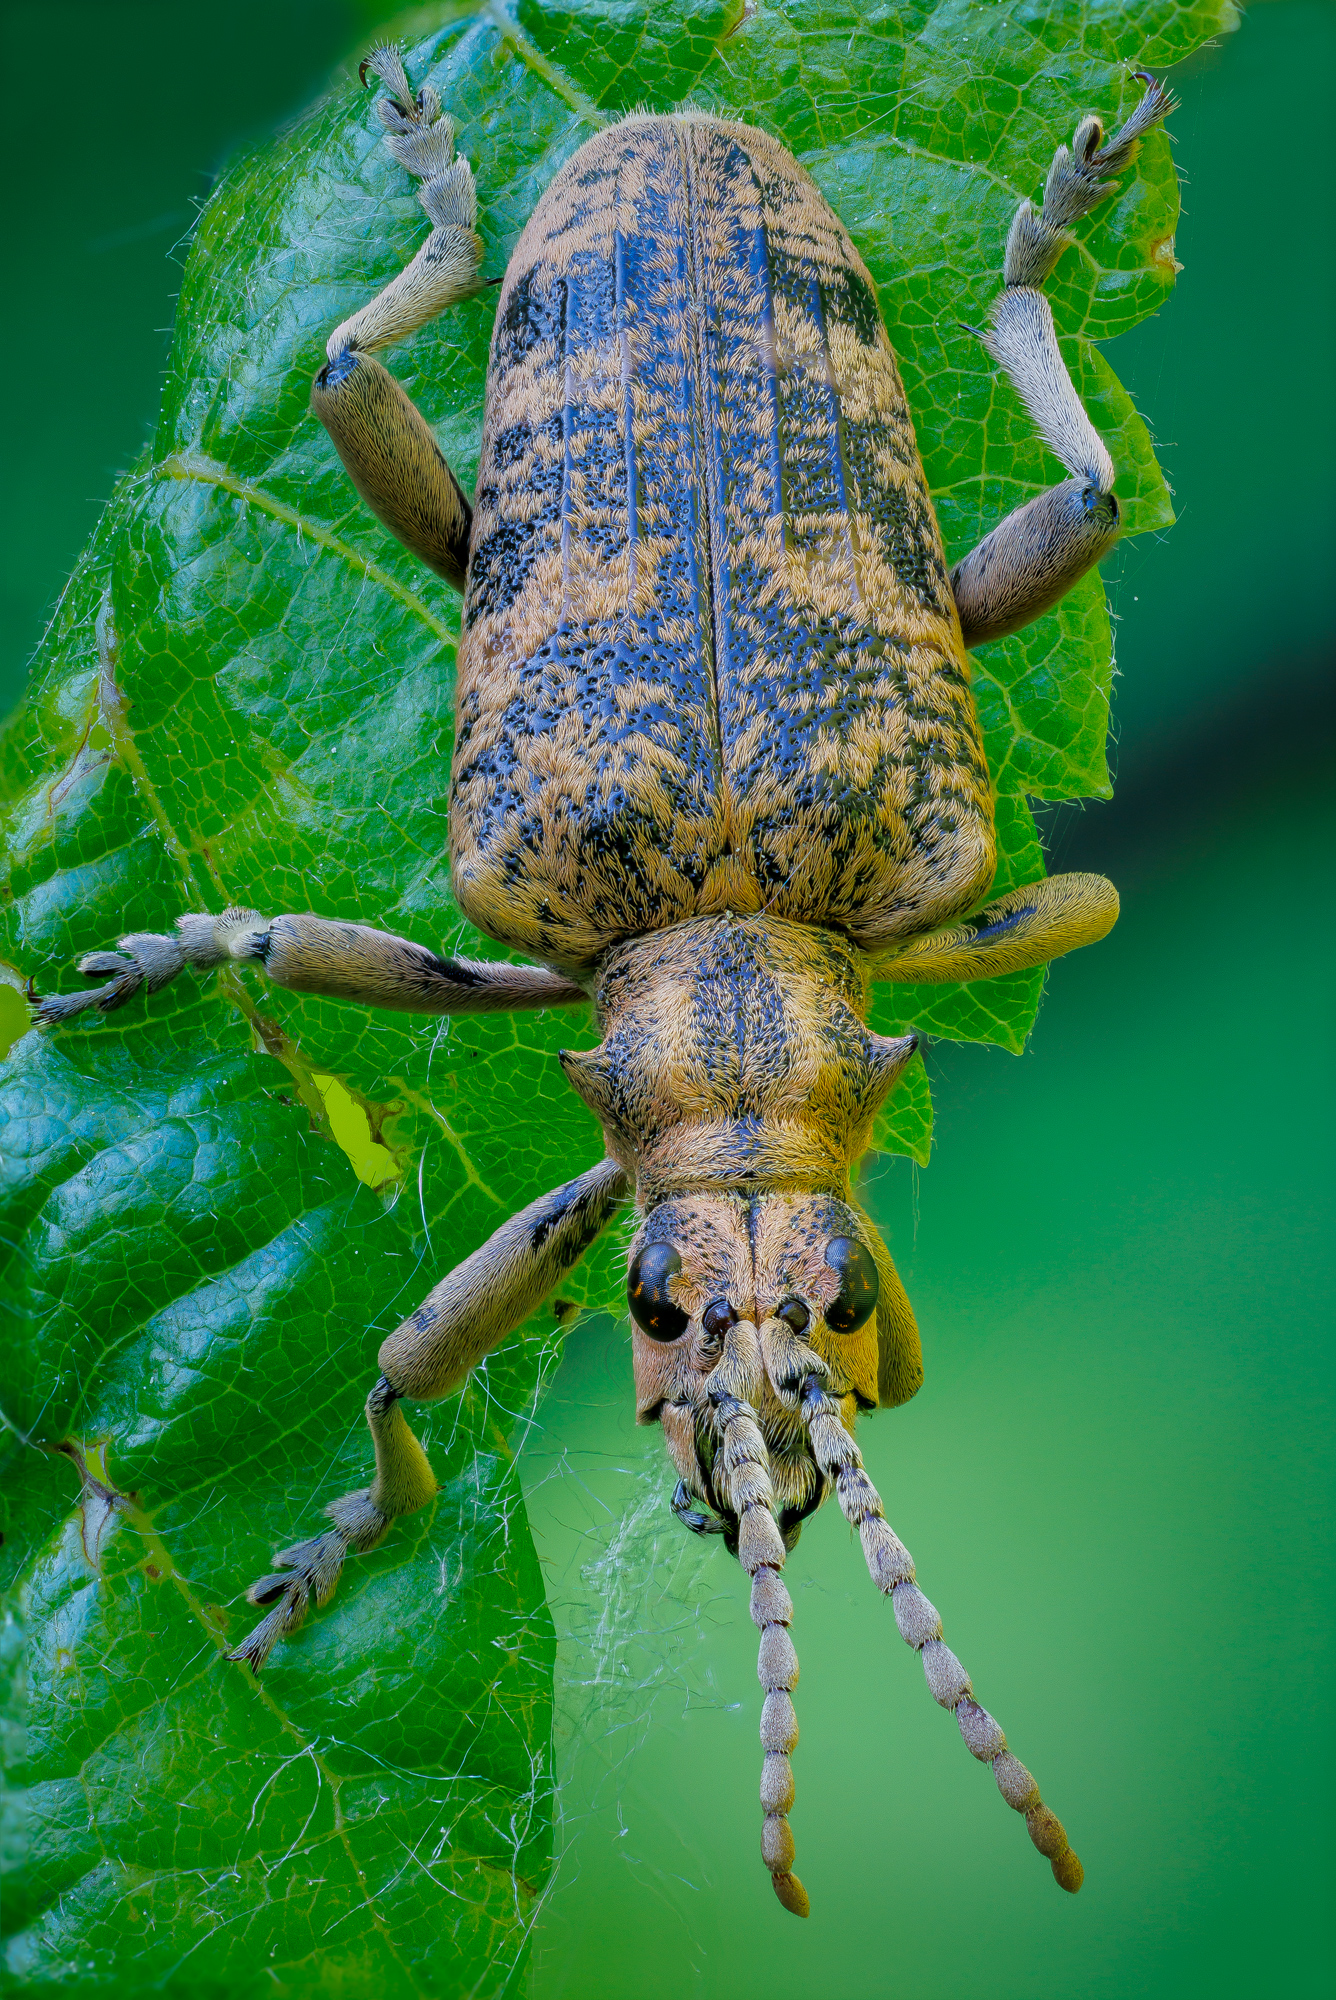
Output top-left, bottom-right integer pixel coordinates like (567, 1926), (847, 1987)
(2, 2), (1331, 1996)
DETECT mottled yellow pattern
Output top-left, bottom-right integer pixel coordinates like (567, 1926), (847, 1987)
(451, 114), (994, 974)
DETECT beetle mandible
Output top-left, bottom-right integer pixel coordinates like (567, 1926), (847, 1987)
(37, 48), (1178, 1916)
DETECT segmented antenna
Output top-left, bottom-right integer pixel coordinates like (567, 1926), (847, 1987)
(708, 1376), (809, 1917)
(798, 1376), (1083, 1891)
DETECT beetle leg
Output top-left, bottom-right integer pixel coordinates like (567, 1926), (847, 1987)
(226, 1373), (434, 1673)
(951, 73), (1177, 646)
(227, 1159), (628, 1673)
(310, 43), (483, 587)
(32, 906), (588, 1024)
(872, 872), (1120, 986)
(374, 1159), (628, 1400)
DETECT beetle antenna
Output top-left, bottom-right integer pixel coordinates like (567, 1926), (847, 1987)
(798, 1375), (1084, 1892)
(705, 1340), (808, 1918)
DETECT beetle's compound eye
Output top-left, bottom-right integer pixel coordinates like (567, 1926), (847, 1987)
(824, 1237), (880, 1333)
(701, 1298), (736, 1342)
(776, 1299), (810, 1335)
(628, 1242), (689, 1342)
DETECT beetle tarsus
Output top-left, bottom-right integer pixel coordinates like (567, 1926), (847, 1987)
(226, 1504), (396, 1674)
(951, 72), (1176, 645)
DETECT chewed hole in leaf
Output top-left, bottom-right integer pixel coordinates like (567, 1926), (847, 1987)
(0, 976), (29, 1061)
(53, 1438), (122, 1572)
(243, 994), (408, 1187)
(312, 1071), (402, 1188)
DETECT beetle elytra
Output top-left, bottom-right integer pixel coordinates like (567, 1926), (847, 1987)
(36, 47), (1178, 1916)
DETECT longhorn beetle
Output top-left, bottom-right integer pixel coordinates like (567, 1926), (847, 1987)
(37, 46), (1178, 1916)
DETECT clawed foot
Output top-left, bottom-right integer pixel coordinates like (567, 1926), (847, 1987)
(33, 956), (136, 1024)
(322, 43), (481, 366)
(226, 1528), (351, 1673)
(31, 909), (268, 1027)
(225, 1489), (390, 1674)
(32, 935), (184, 1024)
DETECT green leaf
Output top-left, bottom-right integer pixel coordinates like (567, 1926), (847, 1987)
(870, 1046), (934, 1168)
(0, 2), (1234, 1989)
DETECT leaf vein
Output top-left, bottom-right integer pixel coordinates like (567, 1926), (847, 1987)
(155, 454), (459, 647)
(482, 2), (609, 130)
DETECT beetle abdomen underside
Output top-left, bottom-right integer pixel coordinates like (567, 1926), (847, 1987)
(452, 115), (994, 972)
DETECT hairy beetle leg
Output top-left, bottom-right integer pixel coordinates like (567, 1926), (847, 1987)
(32, 905), (588, 1025)
(226, 1162), (628, 1673)
(952, 72), (1177, 646)
(226, 1375), (432, 1673)
(872, 873), (1120, 985)
(311, 42), (483, 588)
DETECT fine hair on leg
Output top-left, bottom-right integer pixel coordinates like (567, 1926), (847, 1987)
(227, 1159), (629, 1673)
(952, 73), (1177, 646)
(798, 1376), (1084, 1892)
(227, 1373), (436, 1673)
(327, 44), (482, 360)
(705, 1324), (810, 1918)
(870, 873), (1120, 987)
(33, 905), (588, 1024)
(310, 42), (485, 586)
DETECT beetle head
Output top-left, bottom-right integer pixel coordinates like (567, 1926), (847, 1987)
(627, 1190), (895, 1546)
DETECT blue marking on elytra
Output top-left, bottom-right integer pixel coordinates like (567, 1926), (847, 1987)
(614, 229), (639, 554)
